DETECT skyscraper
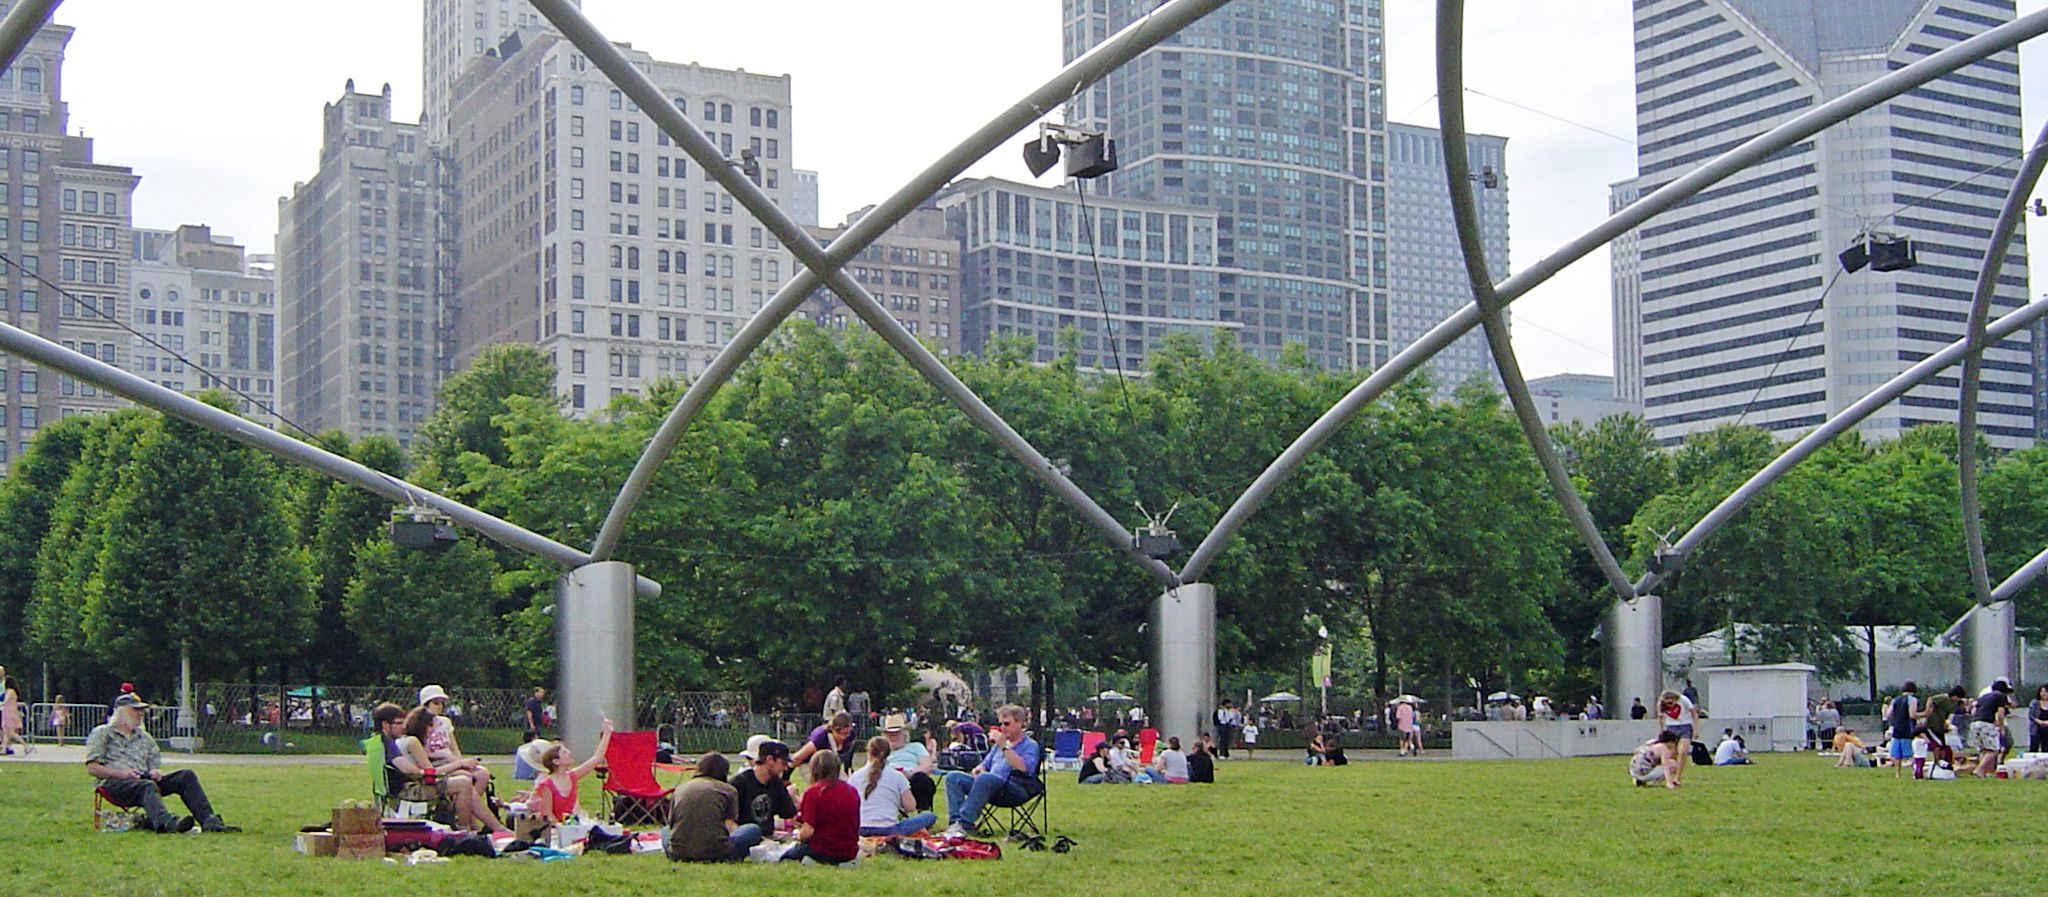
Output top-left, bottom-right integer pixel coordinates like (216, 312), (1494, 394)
(1061, 0), (1388, 371)
(446, 30), (794, 414)
(0, 5), (138, 473)
(132, 226), (279, 427)
(277, 82), (438, 446)
(422, 0), (575, 142)
(1620, 0), (2035, 447)
(1385, 122), (1507, 393)
(803, 202), (960, 356)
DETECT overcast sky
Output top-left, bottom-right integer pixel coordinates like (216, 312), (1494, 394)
(41, 1), (2048, 379)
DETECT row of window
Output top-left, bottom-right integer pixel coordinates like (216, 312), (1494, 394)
(570, 84), (781, 131)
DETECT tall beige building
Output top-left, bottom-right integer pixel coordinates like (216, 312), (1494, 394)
(0, 6), (137, 473)
(132, 226), (279, 427)
(422, 0), (575, 142)
(278, 82), (438, 447)
(802, 203), (960, 356)
(447, 30), (793, 414)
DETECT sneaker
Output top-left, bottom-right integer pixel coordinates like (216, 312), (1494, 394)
(942, 823), (968, 838)
(200, 817), (241, 833)
(155, 816), (196, 834)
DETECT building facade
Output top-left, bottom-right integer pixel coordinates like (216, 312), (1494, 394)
(278, 82), (438, 446)
(1385, 122), (1507, 393)
(446, 30), (794, 414)
(0, 10), (137, 473)
(1609, 178), (1645, 406)
(940, 177), (1235, 368)
(423, 0), (573, 142)
(1526, 373), (1642, 428)
(802, 203), (959, 356)
(791, 168), (820, 228)
(1061, 0), (1389, 371)
(1622, 0), (2034, 447)
(132, 226), (278, 426)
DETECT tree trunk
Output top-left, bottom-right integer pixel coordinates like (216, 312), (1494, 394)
(1866, 624), (1879, 703)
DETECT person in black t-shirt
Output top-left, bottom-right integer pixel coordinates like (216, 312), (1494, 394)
(1969, 679), (2015, 777)
(729, 740), (798, 833)
(1629, 698), (1648, 720)
(1187, 737), (1216, 783)
(523, 687), (547, 741)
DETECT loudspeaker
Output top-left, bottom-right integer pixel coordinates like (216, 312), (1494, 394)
(1022, 137), (1061, 178)
(1838, 241), (1868, 273)
(1869, 236), (1916, 272)
(1064, 135), (1118, 179)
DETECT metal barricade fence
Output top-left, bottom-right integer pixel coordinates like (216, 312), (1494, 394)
(637, 691), (753, 754)
(27, 702), (192, 749)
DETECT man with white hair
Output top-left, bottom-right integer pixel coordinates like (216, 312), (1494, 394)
(86, 692), (238, 833)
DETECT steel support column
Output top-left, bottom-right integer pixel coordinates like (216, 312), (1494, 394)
(555, 561), (637, 761)
(1961, 601), (2018, 693)
(1148, 583), (1215, 750)
(1603, 594), (1663, 718)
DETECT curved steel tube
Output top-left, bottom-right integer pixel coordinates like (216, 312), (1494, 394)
(534, 0), (1180, 586)
(1993, 545), (2048, 602)
(1436, 0), (1634, 603)
(1179, 8), (2048, 585)
(1955, 121), (2048, 604)
(0, 320), (663, 598)
(0, 0), (59, 76)
(576, 0), (1232, 563)
(1633, 291), (2048, 596)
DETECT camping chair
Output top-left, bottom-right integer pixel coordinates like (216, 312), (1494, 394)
(1049, 730), (1083, 770)
(1138, 728), (1159, 765)
(1078, 730), (1106, 762)
(596, 730), (673, 826)
(976, 740), (1048, 839)
(92, 785), (144, 831)
(365, 734), (454, 822)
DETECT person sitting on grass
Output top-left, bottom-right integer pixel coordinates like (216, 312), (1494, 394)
(881, 716), (938, 812)
(1187, 737), (1216, 783)
(1109, 735), (1149, 782)
(376, 703), (508, 834)
(417, 685), (492, 795)
(1320, 732), (1350, 766)
(667, 752), (762, 862)
(1712, 729), (1752, 766)
(1831, 727), (1869, 768)
(87, 692), (238, 833)
(783, 750), (861, 864)
(1304, 730), (1327, 766)
(533, 718), (616, 823)
(731, 738), (798, 835)
(1630, 730), (1683, 788)
(1150, 736), (1191, 783)
(851, 736), (937, 837)
(942, 704), (1041, 836)
(1079, 740), (1121, 784)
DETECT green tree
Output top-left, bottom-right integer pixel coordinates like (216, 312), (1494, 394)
(299, 435), (410, 682)
(1981, 442), (2048, 634)
(415, 343), (557, 495)
(343, 538), (504, 684)
(87, 396), (315, 683)
(0, 414), (97, 659)
(1552, 413), (1672, 699)
(25, 410), (155, 692)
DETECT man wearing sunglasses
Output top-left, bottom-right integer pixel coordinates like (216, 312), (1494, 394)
(942, 704), (1040, 836)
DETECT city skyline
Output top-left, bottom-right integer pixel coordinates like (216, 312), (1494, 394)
(22, 0), (2048, 383)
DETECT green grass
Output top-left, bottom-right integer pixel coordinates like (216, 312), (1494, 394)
(2, 753), (2043, 895)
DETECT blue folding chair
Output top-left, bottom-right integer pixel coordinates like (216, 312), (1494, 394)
(1050, 729), (1083, 770)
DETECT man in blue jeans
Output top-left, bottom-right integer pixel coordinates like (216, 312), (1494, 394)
(943, 704), (1040, 836)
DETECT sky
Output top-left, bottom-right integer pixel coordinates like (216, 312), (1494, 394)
(39, 0), (2048, 380)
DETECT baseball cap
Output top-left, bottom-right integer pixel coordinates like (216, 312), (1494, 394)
(753, 740), (790, 763)
(113, 693), (150, 709)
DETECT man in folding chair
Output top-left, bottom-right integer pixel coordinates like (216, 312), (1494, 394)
(87, 692), (239, 834)
(941, 704), (1042, 837)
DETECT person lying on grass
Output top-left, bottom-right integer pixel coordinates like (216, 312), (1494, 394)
(534, 718), (616, 823)
(1630, 729), (1683, 788)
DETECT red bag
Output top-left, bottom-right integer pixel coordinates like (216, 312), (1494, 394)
(935, 836), (1002, 860)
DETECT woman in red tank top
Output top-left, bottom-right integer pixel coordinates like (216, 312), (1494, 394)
(533, 719), (615, 823)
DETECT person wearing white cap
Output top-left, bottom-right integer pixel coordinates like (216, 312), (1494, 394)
(418, 684), (492, 793)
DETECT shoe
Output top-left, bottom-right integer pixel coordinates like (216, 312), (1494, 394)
(200, 817), (241, 833)
(942, 823), (967, 838)
(154, 816), (196, 834)
(1052, 835), (1078, 854)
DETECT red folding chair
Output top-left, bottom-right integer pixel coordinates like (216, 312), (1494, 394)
(596, 730), (673, 825)
(1138, 728), (1159, 765)
(1079, 730), (1106, 762)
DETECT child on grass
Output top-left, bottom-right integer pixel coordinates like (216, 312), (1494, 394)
(533, 719), (615, 823)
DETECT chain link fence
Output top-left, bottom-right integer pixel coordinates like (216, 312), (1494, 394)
(181, 684), (756, 755)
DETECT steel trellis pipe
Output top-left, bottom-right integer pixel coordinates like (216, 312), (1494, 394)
(569, 0), (1233, 564)
(533, 0), (1182, 586)
(0, 321), (663, 597)
(1436, 0), (1634, 603)
(1955, 121), (2048, 605)
(1994, 546), (2048, 602)
(1632, 292), (2048, 597)
(1178, 7), (2048, 585)
(0, 0), (59, 78)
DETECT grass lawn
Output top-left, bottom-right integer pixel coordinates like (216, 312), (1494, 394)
(2, 752), (2043, 895)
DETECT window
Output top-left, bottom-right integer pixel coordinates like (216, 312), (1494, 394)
(571, 85), (584, 105)
(572, 349), (586, 374)
(571, 310), (585, 334)
(750, 106), (761, 127)
(720, 103), (732, 123)
(20, 149), (36, 172)
(703, 100), (715, 120)
(766, 109), (779, 129)
(570, 115), (584, 137)
(19, 370), (35, 393)
(19, 406), (34, 429)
